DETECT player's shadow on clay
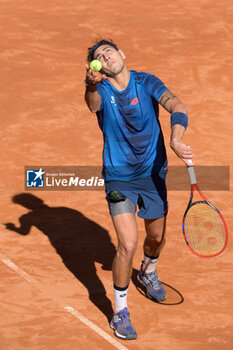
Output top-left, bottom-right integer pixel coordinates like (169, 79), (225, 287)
(131, 269), (184, 305)
(4, 193), (115, 322)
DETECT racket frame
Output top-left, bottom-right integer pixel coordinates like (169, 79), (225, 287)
(182, 166), (228, 257)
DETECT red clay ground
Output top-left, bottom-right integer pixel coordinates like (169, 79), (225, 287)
(0, 1), (232, 349)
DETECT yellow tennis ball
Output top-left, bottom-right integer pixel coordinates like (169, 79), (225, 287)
(90, 60), (102, 72)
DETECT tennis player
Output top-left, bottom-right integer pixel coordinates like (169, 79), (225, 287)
(84, 39), (194, 340)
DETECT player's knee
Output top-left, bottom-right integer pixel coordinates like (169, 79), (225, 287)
(118, 241), (137, 257)
(148, 230), (165, 245)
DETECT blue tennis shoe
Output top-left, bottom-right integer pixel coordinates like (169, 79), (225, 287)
(110, 307), (137, 340)
(137, 265), (166, 301)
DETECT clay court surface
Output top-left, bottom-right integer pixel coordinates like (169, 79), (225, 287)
(0, 0), (232, 349)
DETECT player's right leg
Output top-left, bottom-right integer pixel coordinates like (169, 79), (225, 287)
(112, 212), (138, 288)
(110, 212), (138, 340)
(106, 191), (138, 340)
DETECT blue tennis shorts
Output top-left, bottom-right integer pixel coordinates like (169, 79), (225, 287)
(105, 173), (168, 220)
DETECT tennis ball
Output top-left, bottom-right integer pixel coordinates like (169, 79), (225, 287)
(90, 60), (102, 72)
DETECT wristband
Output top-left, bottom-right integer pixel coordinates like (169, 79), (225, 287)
(171, 112), (188, 129)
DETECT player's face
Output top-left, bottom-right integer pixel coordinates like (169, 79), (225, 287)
(94, 45), (126, 77)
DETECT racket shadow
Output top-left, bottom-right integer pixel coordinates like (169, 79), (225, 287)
(131, 269), (184, 306)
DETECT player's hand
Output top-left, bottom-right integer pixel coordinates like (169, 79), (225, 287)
(4, 223), (16, 231)
(171, 141), (195, 165)
(85, 64), (106, 86)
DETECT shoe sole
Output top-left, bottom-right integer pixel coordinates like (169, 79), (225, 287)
(137, 273), (166, 302)
(110, 321), (137, 340)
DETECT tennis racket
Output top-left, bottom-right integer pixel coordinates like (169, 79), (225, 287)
(182, 165), (228, 257)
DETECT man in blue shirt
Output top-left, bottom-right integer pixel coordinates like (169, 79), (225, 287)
(84, 39), (194, 340)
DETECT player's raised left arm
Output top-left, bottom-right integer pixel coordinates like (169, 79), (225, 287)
(158, 90), (194, 165)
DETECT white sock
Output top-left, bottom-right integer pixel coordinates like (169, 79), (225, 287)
(114, 286), (128, 313)
(143, 254), (158, 274)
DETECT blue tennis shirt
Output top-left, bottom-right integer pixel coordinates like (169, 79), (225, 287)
(96, 70), (168, 180)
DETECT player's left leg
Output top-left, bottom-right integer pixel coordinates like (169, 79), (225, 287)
(137, 216), (167, 301)
(143, 216), (166, 260)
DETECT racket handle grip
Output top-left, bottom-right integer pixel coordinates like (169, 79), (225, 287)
(187, 165), (197, 184)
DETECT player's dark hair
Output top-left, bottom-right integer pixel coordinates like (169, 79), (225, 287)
(87, 39), (118, 62)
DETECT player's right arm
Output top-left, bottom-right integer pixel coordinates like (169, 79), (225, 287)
(84, 64), (105, 113)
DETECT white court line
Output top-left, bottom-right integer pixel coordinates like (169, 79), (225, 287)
(1, 257), (129, 350)
(65, 306), (128, 350)
(2, 259), (40, 285)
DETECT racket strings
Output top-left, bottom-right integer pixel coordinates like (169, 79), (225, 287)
(184, 203), (226, 255)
